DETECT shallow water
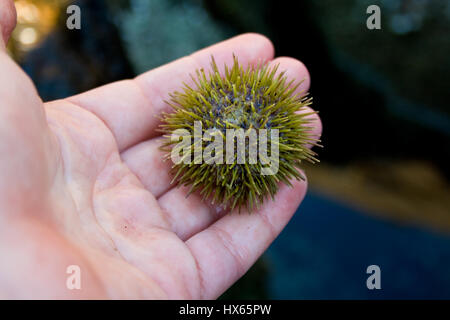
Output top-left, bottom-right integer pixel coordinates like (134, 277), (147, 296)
(266, 191), (450, 299)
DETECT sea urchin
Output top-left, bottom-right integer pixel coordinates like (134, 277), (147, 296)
(160, 55), (319, 212)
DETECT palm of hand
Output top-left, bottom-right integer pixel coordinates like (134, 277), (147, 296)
(0, 25), (321, 299)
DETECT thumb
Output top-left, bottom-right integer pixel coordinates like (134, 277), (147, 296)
(0, 0), (16, 48)
(0, 1), (57, 218)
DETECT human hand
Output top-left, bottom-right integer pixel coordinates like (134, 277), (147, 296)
(0, 2), (321, 299)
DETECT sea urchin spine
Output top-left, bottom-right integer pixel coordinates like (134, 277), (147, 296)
(160, 55), (319, 212)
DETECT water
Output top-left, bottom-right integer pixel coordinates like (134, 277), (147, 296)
(266, 191), (450, 299)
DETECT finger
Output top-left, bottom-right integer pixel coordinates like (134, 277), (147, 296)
(158, 185), (226, 241)
(0, 0), (16, 49)
(186, 178), (308, 299)
(270, 56), (311, 94)
(269, 56), (322, 142)
(67, 33), (275, 152)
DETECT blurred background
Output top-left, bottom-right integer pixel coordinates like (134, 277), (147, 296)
(6, 0), (450, 299)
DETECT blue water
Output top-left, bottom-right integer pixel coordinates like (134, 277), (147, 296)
(265, 191), (450, 299)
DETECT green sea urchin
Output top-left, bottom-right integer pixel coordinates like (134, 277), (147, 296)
(160, 56), (319, 211)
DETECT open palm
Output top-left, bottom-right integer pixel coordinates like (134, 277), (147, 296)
(0, 4), (321, 299)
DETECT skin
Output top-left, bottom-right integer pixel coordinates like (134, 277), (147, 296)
(0, 1), (322, 299)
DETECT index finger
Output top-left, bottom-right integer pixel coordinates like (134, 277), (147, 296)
(185, 178), (308, 299)
(65, 33), (275, 151)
